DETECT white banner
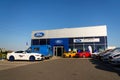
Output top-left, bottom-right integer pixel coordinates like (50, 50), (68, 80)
(74, 38), (100, 43)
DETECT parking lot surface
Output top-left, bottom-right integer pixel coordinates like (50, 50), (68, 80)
(0, 60), (38, 71)
(0, 58), (120, 80)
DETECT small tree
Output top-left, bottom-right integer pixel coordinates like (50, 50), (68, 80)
(0, 48), (2, 53)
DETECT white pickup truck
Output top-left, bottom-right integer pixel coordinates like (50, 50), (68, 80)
(7, 50), (44, 61)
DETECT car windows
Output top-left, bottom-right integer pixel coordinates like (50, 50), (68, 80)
(26, 51), (31, 53)
(112, 48), (120, 53)
(114, 54), (120, 57)
(34, 48), (39, 52)
(15, 51), (24, 53)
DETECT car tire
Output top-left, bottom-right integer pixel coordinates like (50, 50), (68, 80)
(63, 55), (65, 58)
(29, 56), (35, 61)
(69, 55), (71, 58)
(9, 56), (15, 61)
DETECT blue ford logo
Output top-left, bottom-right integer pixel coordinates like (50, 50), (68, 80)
(55, 40), (63, 44)
(34, 32), (44, 37)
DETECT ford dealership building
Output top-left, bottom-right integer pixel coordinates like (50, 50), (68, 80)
(31, 25), (107, 56)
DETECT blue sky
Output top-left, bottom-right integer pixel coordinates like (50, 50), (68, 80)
(0, 0), (120, 50)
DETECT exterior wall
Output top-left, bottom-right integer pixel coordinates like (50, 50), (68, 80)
(32, 25), (107, 39)
(31, 36), (107, 52)
(31, 25), (107, 53)
(50, 38), (69, 52)
(68, 36), (107, 52)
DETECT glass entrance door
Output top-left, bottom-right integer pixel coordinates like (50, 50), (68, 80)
(53, 46), (64, 56)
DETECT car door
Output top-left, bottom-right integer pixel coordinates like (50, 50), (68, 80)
(14, 51), (26, 60)
(21, 52), (31, 60)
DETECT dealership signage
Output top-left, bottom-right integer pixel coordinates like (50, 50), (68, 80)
(34, 32), (44, 37)
(55, 40), (63, 44)
(74, 38), (100, 43)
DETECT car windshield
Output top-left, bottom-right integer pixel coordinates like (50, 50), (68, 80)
(111, 48), (120, 53)
(25, 50), (32, 53)
(25, 47), (32, 53)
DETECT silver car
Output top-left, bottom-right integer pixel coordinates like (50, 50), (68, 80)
(101, 48), (120, 62)
(110, 57), (120, 65)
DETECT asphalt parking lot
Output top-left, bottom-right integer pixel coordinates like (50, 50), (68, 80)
(0, 58), (120, 80)
(0, 60), (38, 71)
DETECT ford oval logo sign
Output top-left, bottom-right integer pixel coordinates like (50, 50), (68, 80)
(34, 32), (44, 37)
(55, 40), (63, 44)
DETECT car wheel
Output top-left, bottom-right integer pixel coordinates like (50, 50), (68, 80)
(29, 56), (35, 61)
(62, 55), (65, 58)
(9, 56), (14, 61)
(69, 55), (71, 58)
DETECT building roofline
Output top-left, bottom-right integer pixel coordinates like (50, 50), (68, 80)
(32, 25), (107, 32)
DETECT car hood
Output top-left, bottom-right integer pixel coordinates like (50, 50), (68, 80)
(29, 52), (42, 55)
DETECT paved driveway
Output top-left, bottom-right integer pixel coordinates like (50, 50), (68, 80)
(0, 58), (120, 80)
(0, 60), (37, 71)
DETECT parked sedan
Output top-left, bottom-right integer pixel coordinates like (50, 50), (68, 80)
(101, 48), (120, 62)
(7, 50), (44, 61)
(109, 52), (120, 60)
(110, 57), (120, 65)
(75, 51), (91, 58)
(98, 49), (112, 60)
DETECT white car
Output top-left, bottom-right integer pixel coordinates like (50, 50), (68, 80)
(7, 51), (44, 61)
